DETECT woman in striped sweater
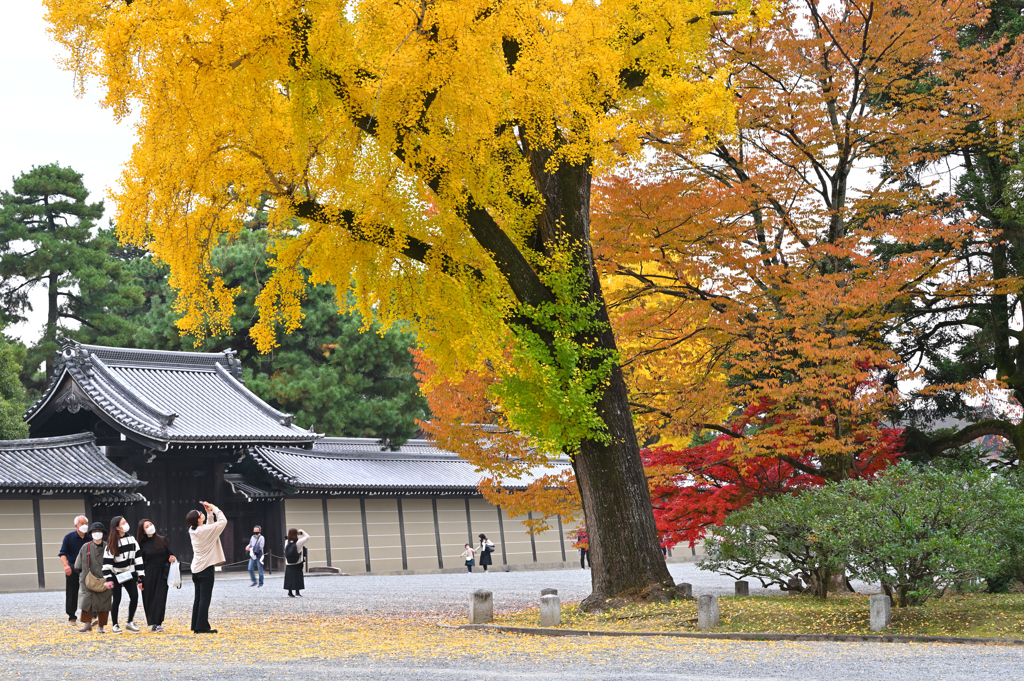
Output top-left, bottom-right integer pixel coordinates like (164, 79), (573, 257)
(104, 515), (145, 633)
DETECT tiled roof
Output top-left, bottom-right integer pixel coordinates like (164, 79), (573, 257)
(246, 437), (572, 494)
(26, 341), (319, 450)
(224, 473), (284, 501)
(0, 433), (145, 494)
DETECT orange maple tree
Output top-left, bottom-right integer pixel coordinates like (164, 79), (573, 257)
(592, 0), (1021, 483)
(412, 349), (582, 535)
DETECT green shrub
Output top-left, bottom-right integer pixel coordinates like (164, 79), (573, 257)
(699, 462), (1024, 605)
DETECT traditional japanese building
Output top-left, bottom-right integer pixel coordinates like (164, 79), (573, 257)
(2, 340), (588, 589)
(0, 433), (146, 590)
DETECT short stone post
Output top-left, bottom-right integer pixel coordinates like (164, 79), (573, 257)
(697, 594), (720, 631)
(678, 582), (693, 598)
(787, 578), (802, 593)
(541, 588), (558, 596)
(869, 594), (891, 632)
(469, 589), (493, 624)
(539, 594), (561, 627)
(735, 581), (749, 596)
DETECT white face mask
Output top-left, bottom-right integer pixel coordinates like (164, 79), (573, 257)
(146, 526), (156, 536)
(120, 524), (129, 533)
(78, 524), (89, 534)
(91, 532), (103, 541)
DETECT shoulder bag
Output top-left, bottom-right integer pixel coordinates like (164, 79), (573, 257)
(84, 545), (107, 593)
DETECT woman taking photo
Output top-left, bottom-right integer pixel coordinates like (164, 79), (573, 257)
(103, 515), (144, 633)
(283, 528), (309, 597)
(186, 501), (227, 634)
(75, 522), (113, 633)
(137, 519), (176, 632)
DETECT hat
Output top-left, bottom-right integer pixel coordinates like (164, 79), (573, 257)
(88, 522), (106, 534)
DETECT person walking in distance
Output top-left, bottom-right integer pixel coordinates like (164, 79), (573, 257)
(137, 519), (176, 632)
(58, 515), (90, 626)
(573, 526), (590, 569)
(245, 525), (265, 588)
(477, 534), (495, 573)
(460, 543), (476, 573)
(103, 515), (144, 633)
(283, 528), (309, 597)
(76, 522), (113, 633)
(187, 501), (227, 634)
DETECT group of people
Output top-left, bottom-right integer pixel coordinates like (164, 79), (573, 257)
(460, 534), (496, 572)
(59, 514), (177, 634)
(60, 502), (314, 635)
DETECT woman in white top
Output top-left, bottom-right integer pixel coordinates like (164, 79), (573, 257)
(103, 515), (144, 633)
(185, 501), (227, 634)
(283, 528), (309, 597)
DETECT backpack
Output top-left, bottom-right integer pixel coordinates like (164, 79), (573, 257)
(285, 541), (300, 565)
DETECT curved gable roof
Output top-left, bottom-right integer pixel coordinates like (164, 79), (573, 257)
(26, 341), (319, 449)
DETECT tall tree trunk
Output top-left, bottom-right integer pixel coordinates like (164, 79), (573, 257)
(530, 154), (677, 609)
(45, 268), (59, 378)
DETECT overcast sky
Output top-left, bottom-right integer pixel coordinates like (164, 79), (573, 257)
(1, 2), (136, 345)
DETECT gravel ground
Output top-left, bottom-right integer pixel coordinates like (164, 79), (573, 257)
(0, 564), (1016, 681)
(0, 563), (857, 620)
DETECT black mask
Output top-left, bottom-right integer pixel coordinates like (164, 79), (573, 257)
(254, 531), (260, 535)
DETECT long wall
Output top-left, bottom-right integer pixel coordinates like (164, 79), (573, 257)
(0, 498), (89, 592)
(284, 496), (579, 573)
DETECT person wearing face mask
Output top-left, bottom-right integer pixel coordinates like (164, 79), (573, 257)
(103, 515), (145, 633)
(136, 519), (176, 632)
(245, 525), (265, 587)
(186, 501), (227, 634)
(75, 522), (113, 633)
(58, 515), (90, 626)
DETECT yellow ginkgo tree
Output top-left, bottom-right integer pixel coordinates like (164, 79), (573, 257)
(45, 0), (750, 608)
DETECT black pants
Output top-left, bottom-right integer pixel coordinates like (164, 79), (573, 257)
(580, 549), (590, 568)
(65, 570), (80, 620)
(191, 566), (216, 632)
(111, 578), (138, 625)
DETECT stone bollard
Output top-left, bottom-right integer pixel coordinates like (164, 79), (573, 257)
(735, 580), (749, 596)
(869, 594), (891, 632)
(697, 594), (720, 631)
(541, 588), (558, 596)
(787, 578), (802, 594)
(469, 589), (493, 624)
(540, 594), (561, 627)
(678, 582), (693, 598)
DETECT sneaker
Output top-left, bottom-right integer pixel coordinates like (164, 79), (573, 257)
(250, 583), (258, 587)
(258, 583), (263, 588)
(155, 625), (163, 632)
(150, 625), (157, 632)
(125, 622), (140, 633)
(112, 624), (122, 633)
(68, 619), (79, 627)
(295, 593), (303, 598)
(96, 626), (105, 634)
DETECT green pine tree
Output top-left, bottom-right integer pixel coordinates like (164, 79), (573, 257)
(0, 339), (29, 440)
(101, 227), (428, 447)
(0, 164), (143, 397)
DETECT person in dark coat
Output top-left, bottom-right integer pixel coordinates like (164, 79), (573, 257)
(137, 518), (176, 632)
(477, 533), (495, 572)
(58, 515), (90, 625)
(75, 522), (113, 633)
(283, 528), (309, 597)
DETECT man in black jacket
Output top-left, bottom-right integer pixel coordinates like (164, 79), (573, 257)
(58, 515), (90, 625)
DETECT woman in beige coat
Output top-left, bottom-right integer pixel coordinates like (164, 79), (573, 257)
(185, 501), (227, 634)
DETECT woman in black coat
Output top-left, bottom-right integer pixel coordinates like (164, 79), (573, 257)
(283, 528), (309, 597)
(136, 519), (176, 631)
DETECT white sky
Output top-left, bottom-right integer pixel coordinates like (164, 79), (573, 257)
(1, 1), (136, 345)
